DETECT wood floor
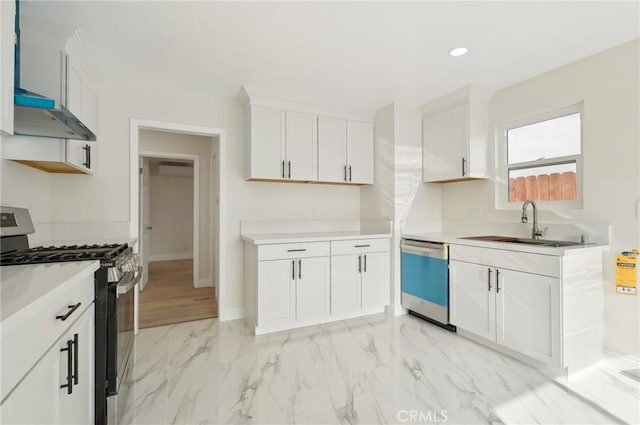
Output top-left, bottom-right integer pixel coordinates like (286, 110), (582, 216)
(139, 260), (217, 329)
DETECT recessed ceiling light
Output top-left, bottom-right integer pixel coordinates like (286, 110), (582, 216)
(449, 47), (468, 57)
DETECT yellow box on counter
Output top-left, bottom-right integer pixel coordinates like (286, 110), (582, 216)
(616, 249), (638, 295)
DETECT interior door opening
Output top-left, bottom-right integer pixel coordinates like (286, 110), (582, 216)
(137, 130), (220, 329)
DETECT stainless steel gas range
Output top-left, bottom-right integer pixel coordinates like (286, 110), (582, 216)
(0, 206), (138, 425)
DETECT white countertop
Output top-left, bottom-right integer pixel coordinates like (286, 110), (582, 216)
(0, 261), (99, 323)
(242, 231), (391, 245)
(402, 232), (609, 256)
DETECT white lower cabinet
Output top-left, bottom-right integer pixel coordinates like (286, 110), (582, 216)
(330, 254), (362, 316)
(245, 237), (389, 334)
(1, 304), (95, 424)
(450, 245), (561, 366)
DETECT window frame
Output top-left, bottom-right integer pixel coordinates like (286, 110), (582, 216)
(495, 103), (584, 210)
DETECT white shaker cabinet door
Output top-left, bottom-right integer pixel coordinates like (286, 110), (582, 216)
(496, 269), (561, 365)
(346, 121), (374, 184)
(60, 305), (95, 425)
(422, 104), (468, 182)
(361, 251), (388, 311)
(330, 254), (362, 316)
(66, 140), (94, 174)
(296, 257), (330, 322)
(285, 110), (317, 181)
(0, 344), (61, 424)
(0, 0), (15, 135)
(249, 106), (286, 180)
(317, 116), (347, 183)
(258, 259), (296, 328)
(449, 260), (496, 341)
(65, 54), (84, 122)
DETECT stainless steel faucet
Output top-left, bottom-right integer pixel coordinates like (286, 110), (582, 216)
(521, 200), (545, 240)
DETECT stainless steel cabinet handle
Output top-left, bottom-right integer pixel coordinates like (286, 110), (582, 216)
(60, 339), (73, 394)
(298, 259), (302, 279)
(288, 161), (291, 179)
(358, 255), (362, 273)
(496, 269), (501, 293)
(462, 157), (466, 177)
(349, 165), (352, 182)
(487, 268), (492, 291)
(282, 160), (285, 178)
(292, 260), (295, 280)
(364, 254), (367, 272)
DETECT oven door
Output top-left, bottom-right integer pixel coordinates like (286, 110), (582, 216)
(106, 271), (138, 396)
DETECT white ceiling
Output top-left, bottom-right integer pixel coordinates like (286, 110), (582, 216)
(22, 1), (640, 114)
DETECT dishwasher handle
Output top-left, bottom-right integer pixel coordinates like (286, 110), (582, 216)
(401, 241), (448, 259)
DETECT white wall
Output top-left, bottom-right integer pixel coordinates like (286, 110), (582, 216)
(140, 131), (211, 283)
(0, 141), (53, 244)
(148, 160), (194, 261)
(440, 39), (640, 357)
(362, 102), (443, 314)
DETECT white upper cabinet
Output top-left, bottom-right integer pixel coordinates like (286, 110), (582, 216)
(422, 87), (490, 183)
(246, 105), (286, 180)
(0, 0), (15, 136)
(318, 116), (347, 182)
(285, 110), (317, 181)
(318, 117), (374, 184)
(346, 120), (374, 184)
(241, 88), (373, 184)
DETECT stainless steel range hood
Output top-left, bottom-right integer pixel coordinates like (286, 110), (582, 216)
(13, 0), (96, 141)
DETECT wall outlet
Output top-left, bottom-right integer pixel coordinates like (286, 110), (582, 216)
(470, 206), (482, 218)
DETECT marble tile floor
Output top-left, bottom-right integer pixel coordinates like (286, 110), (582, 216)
(121, 314), (639, 425)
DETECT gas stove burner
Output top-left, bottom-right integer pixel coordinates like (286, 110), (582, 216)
(0, 242), (130, 266)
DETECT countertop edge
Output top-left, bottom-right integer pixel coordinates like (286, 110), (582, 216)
(241, 232), (392, 245)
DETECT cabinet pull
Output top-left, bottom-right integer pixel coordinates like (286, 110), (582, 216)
(354, 244), (370, 248)
(60, 339), (73, 394)
(73, 333), (79, 385)
(487, 268), (492, 291)
(288, 161), (291, 179)
(496, 269), (501, 293)
(364, 254), (367, 272)
(56, 302), (82, 321)
(349, 165), (352, 182)
(344, 165), (347, 181)
(282, 160), (285, 178)
(292, 260), (295, 280)
(83, 144), (91, 169)
(358, 255), (362, 273)
(287, 249), (307, 252)
(298, 259), (302, 279)
(461, 157), (466, 177)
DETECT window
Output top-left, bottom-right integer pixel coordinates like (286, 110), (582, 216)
(498, 105), (582, 209)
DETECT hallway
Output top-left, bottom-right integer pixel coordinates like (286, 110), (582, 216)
(139, 260), (217, 329)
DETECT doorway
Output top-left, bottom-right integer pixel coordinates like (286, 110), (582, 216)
(138, 155), (217, 328)
(131, 121), (225, 331)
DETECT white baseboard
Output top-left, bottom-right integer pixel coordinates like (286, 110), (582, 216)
(220, 307), (245, 321)
(149, 253), (193, 262)
(195, 279), (213, 288)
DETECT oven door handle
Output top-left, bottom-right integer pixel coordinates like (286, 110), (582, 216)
(117, 272), (141, 295)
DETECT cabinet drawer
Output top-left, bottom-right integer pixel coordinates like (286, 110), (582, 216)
(1, 272), (94, 401)
(331, 238), (389, 255)
(258, 241), (330, 261)
(450, 244), (560, 278)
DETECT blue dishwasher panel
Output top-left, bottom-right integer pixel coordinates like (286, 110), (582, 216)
(401, 252), (448, 307)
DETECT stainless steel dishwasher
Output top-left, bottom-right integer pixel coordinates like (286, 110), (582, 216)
(401, 239), (455, 331)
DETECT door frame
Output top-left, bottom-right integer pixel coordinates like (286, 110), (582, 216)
(130, 119), (227, 333)
(139, 151), (200, 289)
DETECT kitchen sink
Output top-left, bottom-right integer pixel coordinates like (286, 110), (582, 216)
(462, 235), (582, 248)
